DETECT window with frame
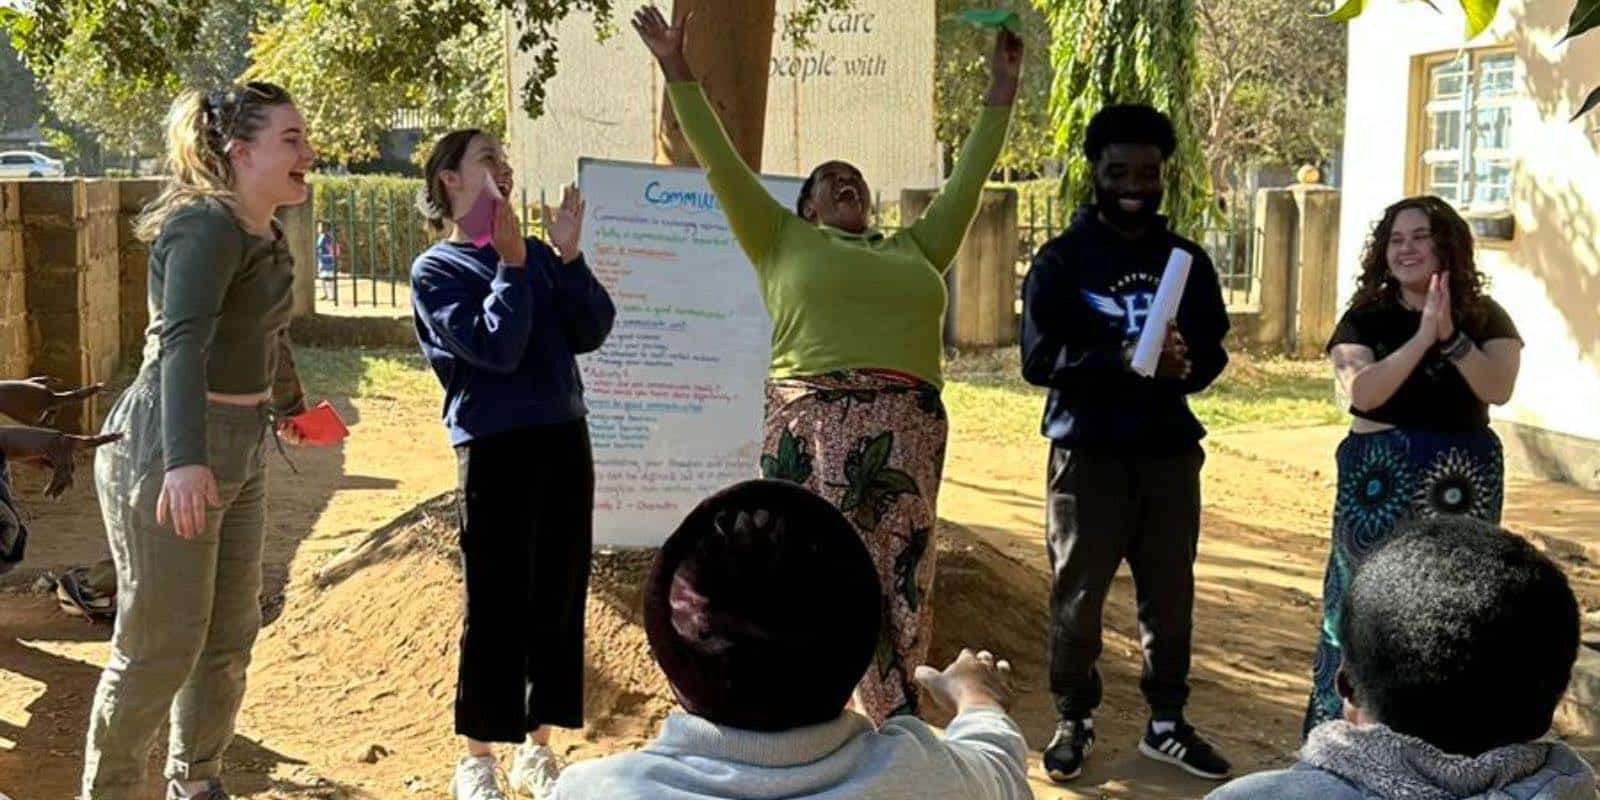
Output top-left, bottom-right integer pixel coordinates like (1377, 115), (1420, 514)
(1419, 50), (1516, 212)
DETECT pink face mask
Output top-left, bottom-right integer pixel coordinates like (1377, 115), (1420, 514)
(456, 177), (503, 248)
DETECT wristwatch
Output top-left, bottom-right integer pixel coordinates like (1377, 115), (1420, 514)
(1442, 331), (1473, 362)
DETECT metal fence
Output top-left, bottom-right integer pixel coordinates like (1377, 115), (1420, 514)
(317, 186), (1256, 312)
(1012, 194), (1259, 310)
(315, 187), (549, 310)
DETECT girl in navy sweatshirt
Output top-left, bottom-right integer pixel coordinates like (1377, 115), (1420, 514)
(410, 129), (614, 800)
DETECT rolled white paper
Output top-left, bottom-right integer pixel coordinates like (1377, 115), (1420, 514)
(1130, 248), (1193, 377)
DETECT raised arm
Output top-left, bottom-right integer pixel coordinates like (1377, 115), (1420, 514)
(410, 255), (534, 375)
(634, 5), (787, 267)
(906, 29), (1021, 270)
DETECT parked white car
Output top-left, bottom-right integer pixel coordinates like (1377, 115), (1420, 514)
(0, 151), (66, 179)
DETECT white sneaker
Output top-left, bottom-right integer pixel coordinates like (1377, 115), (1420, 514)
(167, 779), (229, 799)
(452, 755), (508, 800)
(508, 744), (562, 799)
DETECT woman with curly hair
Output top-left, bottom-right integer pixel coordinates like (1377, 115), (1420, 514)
(1303, 195), (1524, 734)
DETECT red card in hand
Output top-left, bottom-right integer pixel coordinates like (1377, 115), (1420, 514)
(288, 401), (349, 446)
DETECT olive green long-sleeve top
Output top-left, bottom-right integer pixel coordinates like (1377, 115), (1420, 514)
(666, 83), (1013, 389)
(143, 199), (305, 470)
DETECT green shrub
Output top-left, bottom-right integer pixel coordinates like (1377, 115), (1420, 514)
(310, 173), (551, 281)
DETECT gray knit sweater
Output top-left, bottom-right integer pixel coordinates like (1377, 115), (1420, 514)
(1209, 721), (1596, 800)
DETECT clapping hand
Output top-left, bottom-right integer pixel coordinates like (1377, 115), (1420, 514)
(542, 184), (586, 264)
(1420, 272), (1455, 341)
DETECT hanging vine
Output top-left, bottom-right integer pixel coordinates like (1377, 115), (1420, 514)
(1039, 0), (1215, 232)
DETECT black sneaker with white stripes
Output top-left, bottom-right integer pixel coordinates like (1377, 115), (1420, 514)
(1042, 719), (1095, 783)
(1138, 721), (1232, 780)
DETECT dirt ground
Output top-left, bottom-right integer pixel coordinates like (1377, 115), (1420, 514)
(5, 381), (1600, 799)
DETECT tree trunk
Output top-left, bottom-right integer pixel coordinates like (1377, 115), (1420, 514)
(655, 0), (777, 169)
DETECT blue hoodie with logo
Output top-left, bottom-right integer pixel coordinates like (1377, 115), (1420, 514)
(1020, 207), (1230, 454)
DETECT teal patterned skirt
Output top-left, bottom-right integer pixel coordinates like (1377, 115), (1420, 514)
(1304, 426), (1505, 733)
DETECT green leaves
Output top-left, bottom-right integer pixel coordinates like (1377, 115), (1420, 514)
(1317, 0), (1596, 120)
(934, 0), (1055, 178)
(1042, 0), (1213, 232)
(1319, 0), (1498, 38)
(838, 432), (921, 532)
(1575, 86), (1600, 121)
(1318, 0), (1367, 23)
(1461, 0), (1501, 39)
(1555, 0), (1598, 120)
(893, 527), (931, 611)
(1564, 0), (1600, 43)
(247, 0), (511, 166)
(760, 429), (815, 485)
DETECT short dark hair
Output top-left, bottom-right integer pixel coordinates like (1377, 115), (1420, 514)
(796, 168), (820, 219)
(417, 128), (487, 234)
(795, 160), (859, 221)
(1340, 516), (1580, 755)
(643, 480), (882, 732)
(1084, 104), (1177, 164)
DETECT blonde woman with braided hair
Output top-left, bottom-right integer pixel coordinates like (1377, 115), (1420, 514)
(83, 81), (317, 800)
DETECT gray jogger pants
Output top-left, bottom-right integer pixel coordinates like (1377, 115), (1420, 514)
(82, 375), (272, 799)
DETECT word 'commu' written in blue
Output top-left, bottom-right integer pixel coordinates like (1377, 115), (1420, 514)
(643, 181), (720, 213)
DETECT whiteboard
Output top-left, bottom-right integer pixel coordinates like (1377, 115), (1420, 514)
(576, 158), (805, 547)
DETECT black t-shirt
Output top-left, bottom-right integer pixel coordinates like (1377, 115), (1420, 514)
(1326, 296), (1521, 431)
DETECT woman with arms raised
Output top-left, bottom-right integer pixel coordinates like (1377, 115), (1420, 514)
(633, 4), (1020, 724)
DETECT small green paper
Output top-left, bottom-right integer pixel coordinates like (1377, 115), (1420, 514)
(958, 9), (1022, 34)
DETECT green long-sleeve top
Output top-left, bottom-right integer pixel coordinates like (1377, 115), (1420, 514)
(667, 83), (1013, 388)
(144, 199), (306, 471)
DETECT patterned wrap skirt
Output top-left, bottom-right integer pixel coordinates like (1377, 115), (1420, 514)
(1304, 426), (1505, 733)
(761, 369), (949, 725)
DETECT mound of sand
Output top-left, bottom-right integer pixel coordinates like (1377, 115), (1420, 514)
(240, 491), (1048, 796)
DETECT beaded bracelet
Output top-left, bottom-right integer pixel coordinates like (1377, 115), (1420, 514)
(1442, 331), (1474, 362)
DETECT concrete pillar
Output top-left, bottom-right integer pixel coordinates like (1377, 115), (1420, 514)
(0, 183), (26, 380)
(117, 179), (162, 366)
(278, 199), (316, 318)
(901, 186), (1019, 348)
(1253, 188), (1296, 352)
(20, 179), (122, 432)
(1291, 185), (1342, 359)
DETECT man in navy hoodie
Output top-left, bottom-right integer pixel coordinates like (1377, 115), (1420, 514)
(1020, 104), (1231, 785)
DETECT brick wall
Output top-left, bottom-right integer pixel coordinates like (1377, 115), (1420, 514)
(19, 180), (122, 432)
(0, 184), (25, 379)
(118, 180), (162, 364)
